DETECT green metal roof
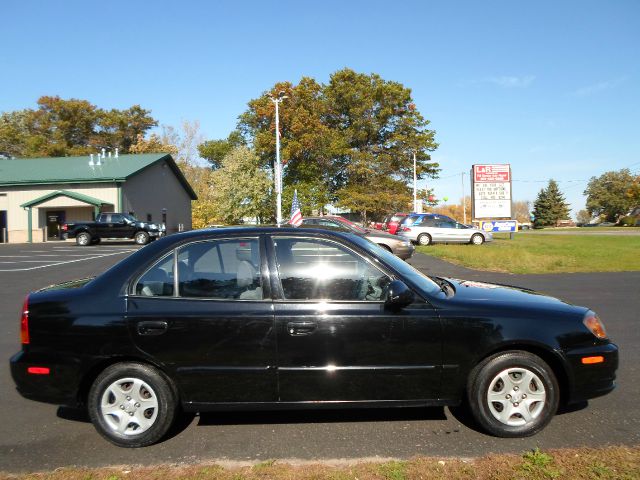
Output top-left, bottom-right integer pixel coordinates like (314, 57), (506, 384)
(20, 190), (112, 209)
(0, 153), (197, 199)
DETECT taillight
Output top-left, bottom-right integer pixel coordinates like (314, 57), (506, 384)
(401, 227), (411, 232)
(61, 224), (68, 232)
(20, 295), (29, 345)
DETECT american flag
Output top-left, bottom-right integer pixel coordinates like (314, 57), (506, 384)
(289, 189), (303, 227)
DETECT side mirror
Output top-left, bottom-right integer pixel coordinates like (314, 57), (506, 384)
(384, 280), (415, 310)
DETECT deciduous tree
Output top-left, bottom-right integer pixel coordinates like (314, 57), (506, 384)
(0, 96), (157, 157)
(584, 169), (640, 222)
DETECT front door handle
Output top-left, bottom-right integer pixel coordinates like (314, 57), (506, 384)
(287, 321), (317, 336)
(137, 320), (168, 336)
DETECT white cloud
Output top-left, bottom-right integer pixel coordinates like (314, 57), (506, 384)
(571, 77), (628, 97)
(482, 75), (536, 88)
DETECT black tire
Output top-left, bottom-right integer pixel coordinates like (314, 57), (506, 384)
(76, 231), (92, 246)
(471, 233), (484, 245)
(134, 231), (150, 245)
(88, 362), (178, 447)
(417, 233), (432, 246)
(467, 351), (559, 438)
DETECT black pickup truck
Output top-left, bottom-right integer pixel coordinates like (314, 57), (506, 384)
(63, 213), (161, 246)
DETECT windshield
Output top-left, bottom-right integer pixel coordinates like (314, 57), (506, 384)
(348, 234), (441, 295)
(336, 217), (367, 233)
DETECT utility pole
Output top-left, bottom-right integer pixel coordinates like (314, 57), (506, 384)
(461, 172), (467, 224)
(413, 151), (418, 213)
(270, 92), (287, 225)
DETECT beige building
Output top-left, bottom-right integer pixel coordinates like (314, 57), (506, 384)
(0, 153), (197, 243)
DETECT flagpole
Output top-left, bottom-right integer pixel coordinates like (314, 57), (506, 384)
(270, 91), (287, 226)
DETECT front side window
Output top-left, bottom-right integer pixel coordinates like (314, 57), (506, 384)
(110, 214), (124, 223)
(436, 220), (456, 228)
(273, 236), (390, 301)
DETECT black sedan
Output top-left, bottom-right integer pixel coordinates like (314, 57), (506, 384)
(10, 227), (618, 447)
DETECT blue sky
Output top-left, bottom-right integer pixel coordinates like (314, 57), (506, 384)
(2, 0), (639, 215)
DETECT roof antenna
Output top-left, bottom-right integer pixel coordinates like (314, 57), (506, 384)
(89, 154), (95, 166)
(115, 148), (119, 158)
(101, 148), (106, 159)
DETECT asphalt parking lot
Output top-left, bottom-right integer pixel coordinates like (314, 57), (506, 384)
(0, 241), (138, 272)
(0, 242), (638, 473)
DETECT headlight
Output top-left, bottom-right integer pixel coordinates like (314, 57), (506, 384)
(583, 312), (607, 339)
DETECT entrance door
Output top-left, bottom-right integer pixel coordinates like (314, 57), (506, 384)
(46, 210), (65, 240)
(0, 211), (6, 243)
(270, 235), (442, 402)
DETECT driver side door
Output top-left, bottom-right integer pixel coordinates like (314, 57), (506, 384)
(270, 234), (442, 402)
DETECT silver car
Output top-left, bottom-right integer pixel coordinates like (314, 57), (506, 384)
(398, 216), (493, 246)
(301, 216), (416, 259)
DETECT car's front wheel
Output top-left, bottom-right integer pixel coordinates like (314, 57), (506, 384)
(471, 233), (484, 245)
(88, 362), (178, 447)
(467, 351), (559, 437)
(134, 231), (150, 245)
(417, 233), (432, 246)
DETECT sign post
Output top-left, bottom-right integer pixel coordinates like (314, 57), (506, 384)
(471, 164), (513, 237)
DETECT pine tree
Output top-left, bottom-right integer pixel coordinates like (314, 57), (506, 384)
(532, 179), (571, 227)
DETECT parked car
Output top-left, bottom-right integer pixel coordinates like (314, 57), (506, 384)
(10, 227), (618, 447)
(385, 213), (409, 235)
(301, 216), (415, 259)
(63, 213), (161, 246)
(398, 214), (491, 246)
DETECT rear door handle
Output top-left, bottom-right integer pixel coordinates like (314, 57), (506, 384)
(287, 321), (317, 336)
(137, 320), (168, 336)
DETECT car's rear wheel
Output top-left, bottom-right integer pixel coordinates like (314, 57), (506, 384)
(471, 233), (484, 245)
(76, 232), (92, 246)
(88, 362), (177, 447)
(135, 231), (150, 245)
(417, 233), (432, 246)
(467, 351), (559, 437)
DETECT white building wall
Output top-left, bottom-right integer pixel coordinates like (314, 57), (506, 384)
(0, 184), (117, 243)
(122, 160), (193, 233)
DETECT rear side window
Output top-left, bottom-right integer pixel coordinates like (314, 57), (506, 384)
(390, 215), (405, 223)
(273, 236), (390, 301)
(135, 253), (175, 297)
(176, 238), (262, 299)
(134, 238), (263, 300)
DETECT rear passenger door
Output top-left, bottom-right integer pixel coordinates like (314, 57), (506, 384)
(128, 235), (277, 404)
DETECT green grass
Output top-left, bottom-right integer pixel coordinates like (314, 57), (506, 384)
(2, 446), (639, 480)
(416, 233), (640, 274)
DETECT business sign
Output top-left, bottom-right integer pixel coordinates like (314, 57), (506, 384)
(480, 220), (518, 232)
(472, 164), (512, 219)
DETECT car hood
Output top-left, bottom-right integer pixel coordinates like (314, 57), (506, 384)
(134, 221), (160, 231)
(442, 277), (587, 314)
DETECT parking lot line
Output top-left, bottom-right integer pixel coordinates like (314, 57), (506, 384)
(0, 250), (135, 272)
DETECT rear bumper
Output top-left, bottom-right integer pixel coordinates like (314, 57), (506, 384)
(10, 350), (81, 406)
(564, 342), (619, 404)
(394, 243), (415, 259)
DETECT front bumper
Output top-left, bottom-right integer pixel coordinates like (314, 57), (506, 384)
(564, 342), (619, 404)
